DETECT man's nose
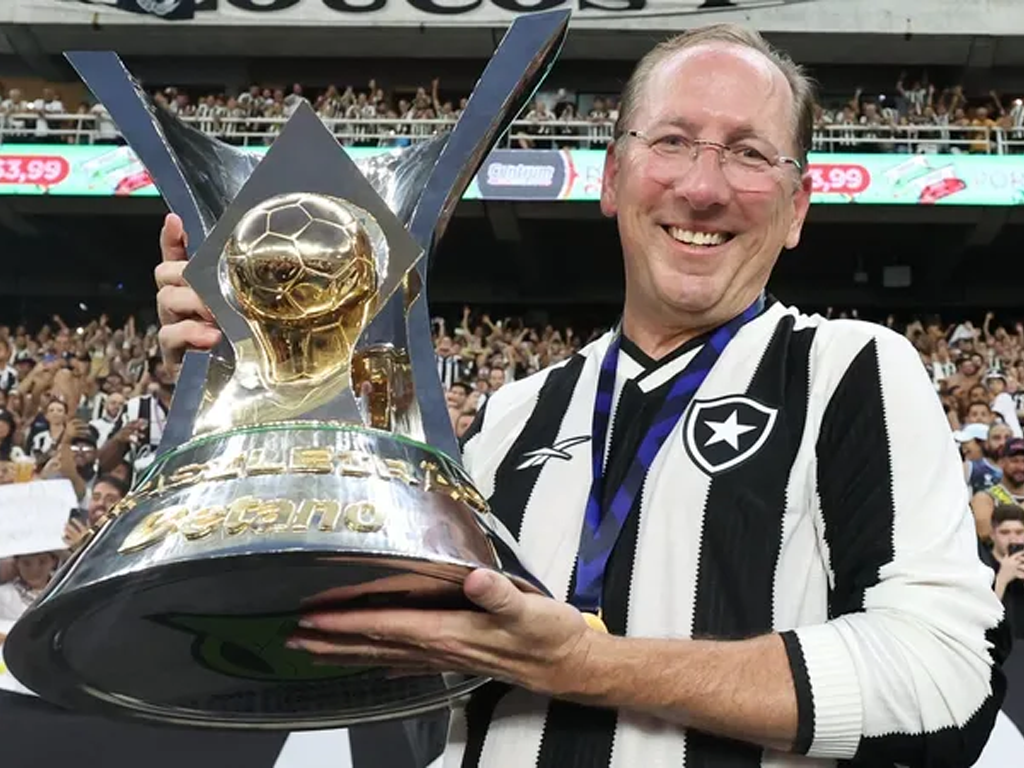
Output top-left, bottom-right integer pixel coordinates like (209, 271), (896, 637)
(670, 146), (733, 210)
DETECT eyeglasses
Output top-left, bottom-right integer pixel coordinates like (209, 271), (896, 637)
(625, 130), (803, 191)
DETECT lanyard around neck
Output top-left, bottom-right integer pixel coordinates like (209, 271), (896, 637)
(572, 296), (765, 628)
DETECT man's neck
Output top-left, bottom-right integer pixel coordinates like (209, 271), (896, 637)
(620, 293), (759, 361)
(156, 389), (172, 409)
(1003, 479), (1024, 496)
(621, 314), (710, 361)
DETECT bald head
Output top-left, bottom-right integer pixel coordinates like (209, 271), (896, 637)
(614, 24), (815, 169)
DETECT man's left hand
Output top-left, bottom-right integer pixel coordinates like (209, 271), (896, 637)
(289, 569), (598, 699)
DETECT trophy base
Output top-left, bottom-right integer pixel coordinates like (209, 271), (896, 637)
(8, 552), (492, 730)
(5, 422), (546, 729)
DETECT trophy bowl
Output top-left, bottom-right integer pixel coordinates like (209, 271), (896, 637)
(3, 190), (547, 730)
(5, 419), (543, 730)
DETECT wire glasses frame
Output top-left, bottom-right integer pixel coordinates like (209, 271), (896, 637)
(625, 129), (804, 190)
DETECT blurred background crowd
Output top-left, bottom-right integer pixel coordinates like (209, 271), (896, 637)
(2, 69), (1023, 153)
(2, 303), (1024, 645)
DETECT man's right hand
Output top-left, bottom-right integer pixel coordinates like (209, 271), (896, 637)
(154, 213), (221, 369)
(113, 419), (147, 446)
(64, 518), (89, 550)
(995, 550), (1024, 597)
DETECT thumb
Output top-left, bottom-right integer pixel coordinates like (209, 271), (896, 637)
(464, 569), (522, 618)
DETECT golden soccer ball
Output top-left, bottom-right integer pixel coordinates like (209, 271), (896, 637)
(224, 192), (378, 322)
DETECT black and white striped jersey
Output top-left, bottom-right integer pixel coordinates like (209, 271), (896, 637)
(437, 354), (466, 391)
(0, 365), (17, 394)
(447, 300), (1008, 768)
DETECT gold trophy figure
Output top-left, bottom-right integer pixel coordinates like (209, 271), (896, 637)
(194, 193), (387, 434)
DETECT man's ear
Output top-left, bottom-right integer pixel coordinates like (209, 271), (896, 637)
(784, 171), (813, 251)
(600, 143), (620, 218)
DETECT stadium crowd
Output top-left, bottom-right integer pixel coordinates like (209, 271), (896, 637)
(1, 71), (1022, 152)
(1, 303), (1024, 644)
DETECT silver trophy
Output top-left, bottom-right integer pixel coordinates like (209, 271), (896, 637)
(5, 10), (570, 730)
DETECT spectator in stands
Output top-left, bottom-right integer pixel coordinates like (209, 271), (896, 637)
(28, 397), (68, 460)
(959, 422), (1005, 495)
(988, 371), (1023, 437)
(63, 474), (129, 550)
(0, 550), (61, 641)
(90, 390), (126, 448)
(0, 339), (16, 394)
(519, 98), (555, 149)
(966, 400), (995, 426)
(98, 358), (174, 475)
(68, 424), (100, 507)
(445, 381), (471, 412)
(959, 423), (998, 491)
(1, 87), (29, 141)
(981, 504), (1024, 640)
(0, 409), (24, 462)
(455, 408), (477, 439)
(972, 437), (1024, 542)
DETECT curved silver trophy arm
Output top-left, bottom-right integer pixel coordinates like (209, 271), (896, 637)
(67, 8), (570, 463)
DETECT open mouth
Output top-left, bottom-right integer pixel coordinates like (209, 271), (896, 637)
(664, 225), (735, 248)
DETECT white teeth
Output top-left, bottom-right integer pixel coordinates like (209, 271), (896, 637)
(668, 227), (730, 246)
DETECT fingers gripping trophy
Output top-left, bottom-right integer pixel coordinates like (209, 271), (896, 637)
(5, 11), (570, 731)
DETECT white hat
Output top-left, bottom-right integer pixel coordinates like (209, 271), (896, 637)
(953, 423), (989, 443)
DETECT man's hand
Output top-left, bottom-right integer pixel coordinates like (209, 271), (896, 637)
(63, 518), (89, 549)
(154, 213), (221, 369)
(995, 550), (1024, 599)
(289, 569), (599, 699)
(60, 418), (91, 447)
(112, 419), (147, 445)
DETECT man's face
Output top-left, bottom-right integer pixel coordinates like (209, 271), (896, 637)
(990, 377), (1006, 396)
(992, 519), (1024, 558)
(966, 403), (992, 424)
(103, 375), (122, 394)
(1001, 455), (1024, 487)
(600, 44), (810, 328)
(16, 553), (54, 590)
(105, 392), (126, 419)
(73, 443), (97, 471)
(87, 481), (125, 526)
(987, 425), (1012, 458)
(960, 359), (978, 377)
(961, 439), (983, 461)
(445, 386), (468, 410)
(488, 368), (506, 391)
(436, 336), (453, 356)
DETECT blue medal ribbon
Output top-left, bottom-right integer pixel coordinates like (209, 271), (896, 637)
(572, 295), (765, 622)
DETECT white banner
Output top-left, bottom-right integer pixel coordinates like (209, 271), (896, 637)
(0, 479), (74, 560)
(11, 0), (1023, 35)
(34, 0), (813, 26)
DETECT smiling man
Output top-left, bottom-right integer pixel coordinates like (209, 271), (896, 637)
(155, 24), (1007, 768)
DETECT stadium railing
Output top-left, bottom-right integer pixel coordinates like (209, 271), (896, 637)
(0, 113), (1015, 154)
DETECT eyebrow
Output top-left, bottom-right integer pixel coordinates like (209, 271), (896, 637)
(652, 116), (776, 146)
